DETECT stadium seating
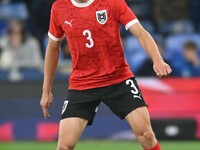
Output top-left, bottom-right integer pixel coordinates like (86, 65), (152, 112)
(166, 33), (200, 52)
(124, 36), (148, 72)
(159, 20), (194, 35)
(165, 33), (200, 61)
(0, 2), (28, 20)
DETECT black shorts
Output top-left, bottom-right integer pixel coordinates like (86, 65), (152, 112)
(61, 77), (148, 125)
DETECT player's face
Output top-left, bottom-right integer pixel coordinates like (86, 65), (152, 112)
(9, 22), (23, 48)
(184, 48), (197, 61)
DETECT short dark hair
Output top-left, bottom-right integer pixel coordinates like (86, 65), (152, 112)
(183, 41), (197, 50)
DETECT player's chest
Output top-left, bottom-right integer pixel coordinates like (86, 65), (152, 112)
(58, 6), (115, 37)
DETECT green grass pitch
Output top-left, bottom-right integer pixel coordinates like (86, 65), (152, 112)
(0, 140), (200, 150)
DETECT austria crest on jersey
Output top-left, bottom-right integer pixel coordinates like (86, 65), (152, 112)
(96, 10), (107, 25)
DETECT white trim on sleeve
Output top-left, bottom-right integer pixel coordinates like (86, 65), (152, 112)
(48, 32), (65, 41)
(125, 19), (139, 30)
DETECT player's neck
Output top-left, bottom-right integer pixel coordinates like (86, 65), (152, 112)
(75, 0), (89, 3)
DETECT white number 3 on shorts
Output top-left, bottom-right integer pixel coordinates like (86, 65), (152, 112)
(61, 100), (69, 114)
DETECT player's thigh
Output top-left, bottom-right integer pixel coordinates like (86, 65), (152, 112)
(102, 77), (147, 120)
(58, 118), (88, 147)
(62, 90), (100, 125)
(125, 106), (153, 135)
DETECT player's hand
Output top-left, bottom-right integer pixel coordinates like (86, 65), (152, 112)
(153, 59), (172, 78)
(40, 91), (53, 119)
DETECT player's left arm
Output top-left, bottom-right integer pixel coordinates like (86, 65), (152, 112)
(129, 23), (172, 77)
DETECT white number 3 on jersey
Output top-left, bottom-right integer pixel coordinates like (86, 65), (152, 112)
(83, 29), (94, 48)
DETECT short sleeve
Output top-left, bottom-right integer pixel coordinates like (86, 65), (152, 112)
(48, 4), (64, 41)
(115, 0), (139, 30)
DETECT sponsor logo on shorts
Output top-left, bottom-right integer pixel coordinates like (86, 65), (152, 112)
(126, 79), (142, 100)
(61, 100), (69, 114)
(95, 106), (98, 113)
(134, 94), (142, 100)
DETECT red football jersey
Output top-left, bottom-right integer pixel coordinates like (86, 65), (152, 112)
(48, 0), (139, 90)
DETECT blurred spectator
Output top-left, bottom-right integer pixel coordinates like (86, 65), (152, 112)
(0, 20), (42, 80)
(189, 0), (200, 31)
(61, 41), (71, 60)
(124, 36), (148, 73)
(153, 0), (189, 24)
(136, 41), (172, 76)
(158, 20), (194, 35)
(153, 0), (190, 35)
(172, 41), (200, 77)
(128, 0), (153, 20)
(29, 0), (54, 53)
(58, 40), (72, 74)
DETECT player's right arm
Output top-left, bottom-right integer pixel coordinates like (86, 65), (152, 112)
(40, 39), (60, 119)
(40, 2), (64, 118)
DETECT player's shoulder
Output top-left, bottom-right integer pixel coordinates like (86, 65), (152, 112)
(51, 0), (69, 10)
(107, 0), (126, 4)
(106, 0), (127, 9)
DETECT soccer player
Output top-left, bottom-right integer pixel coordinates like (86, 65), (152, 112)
(40, 0), (172, 150)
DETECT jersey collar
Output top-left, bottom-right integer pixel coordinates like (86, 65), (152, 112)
(71, 0), (94, 8)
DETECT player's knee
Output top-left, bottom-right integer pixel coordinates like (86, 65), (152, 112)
(138, 130), (155, 142)
(136, 130), (158, 148)
(143, 131), (155, 141)
(57, 143), (76, 150)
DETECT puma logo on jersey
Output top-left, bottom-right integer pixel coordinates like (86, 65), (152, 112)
(65, 20), (73, 27)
